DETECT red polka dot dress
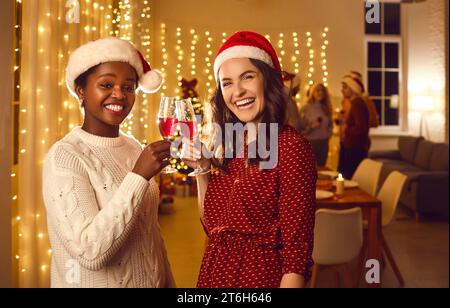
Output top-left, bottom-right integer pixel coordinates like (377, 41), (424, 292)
(197, 126), (317, 288)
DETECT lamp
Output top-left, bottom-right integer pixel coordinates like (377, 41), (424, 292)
(411, 96), (434, 139)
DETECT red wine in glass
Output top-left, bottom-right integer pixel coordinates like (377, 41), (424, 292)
(158, 97), (179, 174)
(159, 117), (179, 140)
(179, 120), (198, 141)
(176, 98), (209, 177)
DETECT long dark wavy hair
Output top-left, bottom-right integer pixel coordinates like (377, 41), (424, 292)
(206, 58), (291, 172)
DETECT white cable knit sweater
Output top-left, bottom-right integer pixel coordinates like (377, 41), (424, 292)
(43, 127), (175, 288)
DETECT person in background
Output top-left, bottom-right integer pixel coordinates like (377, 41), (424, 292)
(349, 71), (379, 128)
(338, 74), (370, 179)
(299, 83), (333, 167)
(282, 72), (303, 132)
(337, 71), (378, 142)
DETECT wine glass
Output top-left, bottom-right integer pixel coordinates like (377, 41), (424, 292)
(158, 96), (178, 174)
(176, 98), (210, 177)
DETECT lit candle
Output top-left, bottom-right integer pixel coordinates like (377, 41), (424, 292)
(336, 173), (345, 195)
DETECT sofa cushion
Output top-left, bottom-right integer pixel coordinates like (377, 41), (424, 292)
(414, 140), (434, 169)
(399, 170), (449, 216)
(398, 136), (423, 164)
(376, 161), (423, 192)
(429, 143), (449, 171)
(374, 158), (415, 167)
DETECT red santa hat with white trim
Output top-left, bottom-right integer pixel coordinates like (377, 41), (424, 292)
(66, 37), (163, 99)
(214, 31), (282, 82)
(342, 73), (364, 96)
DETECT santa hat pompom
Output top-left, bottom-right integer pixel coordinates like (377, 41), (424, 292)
(139, 69), (164, 94)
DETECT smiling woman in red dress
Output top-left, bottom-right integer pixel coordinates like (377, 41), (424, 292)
(182, 31), (317, 288)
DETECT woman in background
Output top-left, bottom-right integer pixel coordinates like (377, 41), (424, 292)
(338, 74), (370, 179)
(299, 83), (333, 167)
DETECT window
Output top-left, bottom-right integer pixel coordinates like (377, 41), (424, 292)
(365, 2), (401, 35)
(367, 40), (401, 126)
(365, 1), (402, 127)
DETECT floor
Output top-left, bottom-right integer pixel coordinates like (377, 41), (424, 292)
(159, 197), (206, 288)
(378, 208), (449, 288)
(159, 197), (449, 288)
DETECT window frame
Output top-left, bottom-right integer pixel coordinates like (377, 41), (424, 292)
(364, 35), (406, 134)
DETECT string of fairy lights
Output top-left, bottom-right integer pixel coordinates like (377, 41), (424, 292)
(306, 31), (315, 87)
(190, 29), (197, 77)
(278, 33), (285, 70)
(137, 1), (152, 141)
(292, 32), (300, 76)
(321, 27), (330, 87)
(158, 25), (330, 105)
(160, 22), (168, 97)
(113, 0), (134, 134)
(175, 27), (183, 96)
(204, 31), (214, 96)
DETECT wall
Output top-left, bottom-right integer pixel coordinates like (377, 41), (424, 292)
(152, 0), (365, 106)
(0, 0), (14, 288)
(406, 0), (448, 143)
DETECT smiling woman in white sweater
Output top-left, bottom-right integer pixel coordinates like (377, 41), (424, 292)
(43, 38), (175, 288)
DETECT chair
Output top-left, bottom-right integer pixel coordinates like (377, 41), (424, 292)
(356, 171), (408, 287)
(310, 208), (363, 288)
(351, 158), (383, 196)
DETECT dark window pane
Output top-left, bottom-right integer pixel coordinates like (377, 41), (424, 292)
(385, 72), (399, 96)
(368, 42), (382, 68)
(385, 99), (399, 125)
(385, 43), (399, 68)
(384, 3), (401, 35)
(368, 71), (382, 96)
(365, 3), (381, 34)
(373, 99), (383, 126)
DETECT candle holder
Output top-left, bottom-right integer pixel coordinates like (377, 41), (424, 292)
(336, 173), (345, 195)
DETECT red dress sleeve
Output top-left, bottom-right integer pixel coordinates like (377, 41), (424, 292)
(278, 129), (317, 281)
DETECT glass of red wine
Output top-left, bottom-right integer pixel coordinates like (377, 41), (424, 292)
(158, 96), (179, 174)
(176, 98), (209, 177)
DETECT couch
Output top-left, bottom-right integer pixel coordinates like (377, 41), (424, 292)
(369, 136), (449, 218)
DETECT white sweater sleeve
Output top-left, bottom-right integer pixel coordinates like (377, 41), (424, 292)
(43, 145), (149, 271)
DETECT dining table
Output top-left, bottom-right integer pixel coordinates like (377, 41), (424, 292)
(315, 170), (382, 288)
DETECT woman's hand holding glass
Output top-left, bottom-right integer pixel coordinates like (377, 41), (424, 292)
(132, 140), (171, 181)
(181, 137), (211, 175)
(177, 98), (210, 176)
